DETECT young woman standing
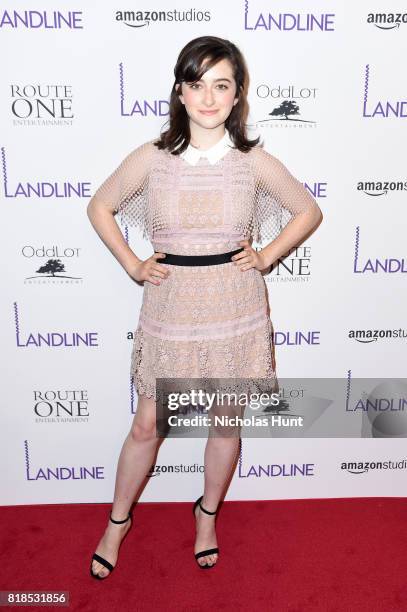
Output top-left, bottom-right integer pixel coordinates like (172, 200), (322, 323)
(87, 35), (322, 578)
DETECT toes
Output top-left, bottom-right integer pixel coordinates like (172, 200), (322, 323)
(205, 553), (217, 566)
(197, 555), (206, 567)
(202, 555), (212, 567)
(195, 551), (218, 567)
(99, 569), (109, 578)
(92, 560), (110, 578)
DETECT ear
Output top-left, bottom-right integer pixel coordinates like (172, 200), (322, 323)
(175, 83), (184, 105)
(233, 84), (242, 106)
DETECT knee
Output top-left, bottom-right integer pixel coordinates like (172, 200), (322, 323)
(209, 426), (241, 441)
(129, 419), (157, 443)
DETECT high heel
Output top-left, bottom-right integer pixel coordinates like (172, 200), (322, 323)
(193, 495), (219, 569)
(90, 509), (132, 579)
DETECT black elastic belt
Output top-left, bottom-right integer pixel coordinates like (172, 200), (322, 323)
(156, 247), (244, 266)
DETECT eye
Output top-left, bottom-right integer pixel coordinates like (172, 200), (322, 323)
(188, 83), (228, 90)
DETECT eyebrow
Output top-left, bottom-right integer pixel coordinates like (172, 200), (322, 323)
(195, 77), (233, 83)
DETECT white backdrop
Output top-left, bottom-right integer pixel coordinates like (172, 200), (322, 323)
(1, 0), (406, 505)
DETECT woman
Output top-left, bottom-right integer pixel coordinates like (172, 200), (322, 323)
(87, 35), (323, 578)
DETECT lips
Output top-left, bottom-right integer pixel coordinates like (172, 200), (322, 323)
(199, 110), (218, 115)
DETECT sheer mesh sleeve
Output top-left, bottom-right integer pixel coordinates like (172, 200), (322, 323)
(249, 146), (319, 245)
(92, 139), (156, 239)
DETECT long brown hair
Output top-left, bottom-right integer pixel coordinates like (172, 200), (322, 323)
(154, 35), (260, 154)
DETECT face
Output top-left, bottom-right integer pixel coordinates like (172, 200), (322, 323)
(177, 58), (239, 130)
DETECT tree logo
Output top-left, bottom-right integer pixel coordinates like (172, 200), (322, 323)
(25, 258), (81, 281)
(257, 100), (316, 125)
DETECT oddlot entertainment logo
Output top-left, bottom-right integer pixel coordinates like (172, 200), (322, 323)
(254, 82), (320, 130)
(22, 243), (83, 285)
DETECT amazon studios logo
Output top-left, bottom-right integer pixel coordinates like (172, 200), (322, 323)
(356, 178), (407, 197)
(367, 12), (407, 30)
(147, 463), (204, 477)
(115, 8), (211, 28)
(341, 458), (407, 474)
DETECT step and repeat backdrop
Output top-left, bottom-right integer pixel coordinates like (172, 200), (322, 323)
(1, 1), (406, 505)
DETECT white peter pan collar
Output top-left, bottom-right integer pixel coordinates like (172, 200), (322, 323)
(180, 129), (234, 166)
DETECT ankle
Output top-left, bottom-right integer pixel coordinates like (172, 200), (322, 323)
(110, 508), (131, 523)
(200, 498), (218, 515)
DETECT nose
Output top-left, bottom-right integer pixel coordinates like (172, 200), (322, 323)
(202, 88), (215, 106)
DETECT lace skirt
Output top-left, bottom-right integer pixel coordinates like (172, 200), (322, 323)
(130, 258), (278, 401)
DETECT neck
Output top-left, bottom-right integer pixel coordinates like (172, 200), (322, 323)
(189, 123), (226, 150)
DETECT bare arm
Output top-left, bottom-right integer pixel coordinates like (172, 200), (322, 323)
(260, 200), (322, 268)
(87, 198), (142, 275)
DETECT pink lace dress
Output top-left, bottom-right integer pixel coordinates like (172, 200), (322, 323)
(93, 136), (318, 400)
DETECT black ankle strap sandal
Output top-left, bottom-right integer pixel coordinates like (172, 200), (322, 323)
(192, 495), (220, 569)
(109, 510), (131, 524)
(90, 510), (132, 579)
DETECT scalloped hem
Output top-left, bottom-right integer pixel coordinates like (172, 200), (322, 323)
(130, 322), (279, 404)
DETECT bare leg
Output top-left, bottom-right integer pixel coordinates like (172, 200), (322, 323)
(194, 403), (242, 567)
(91, 394), (161, 578)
